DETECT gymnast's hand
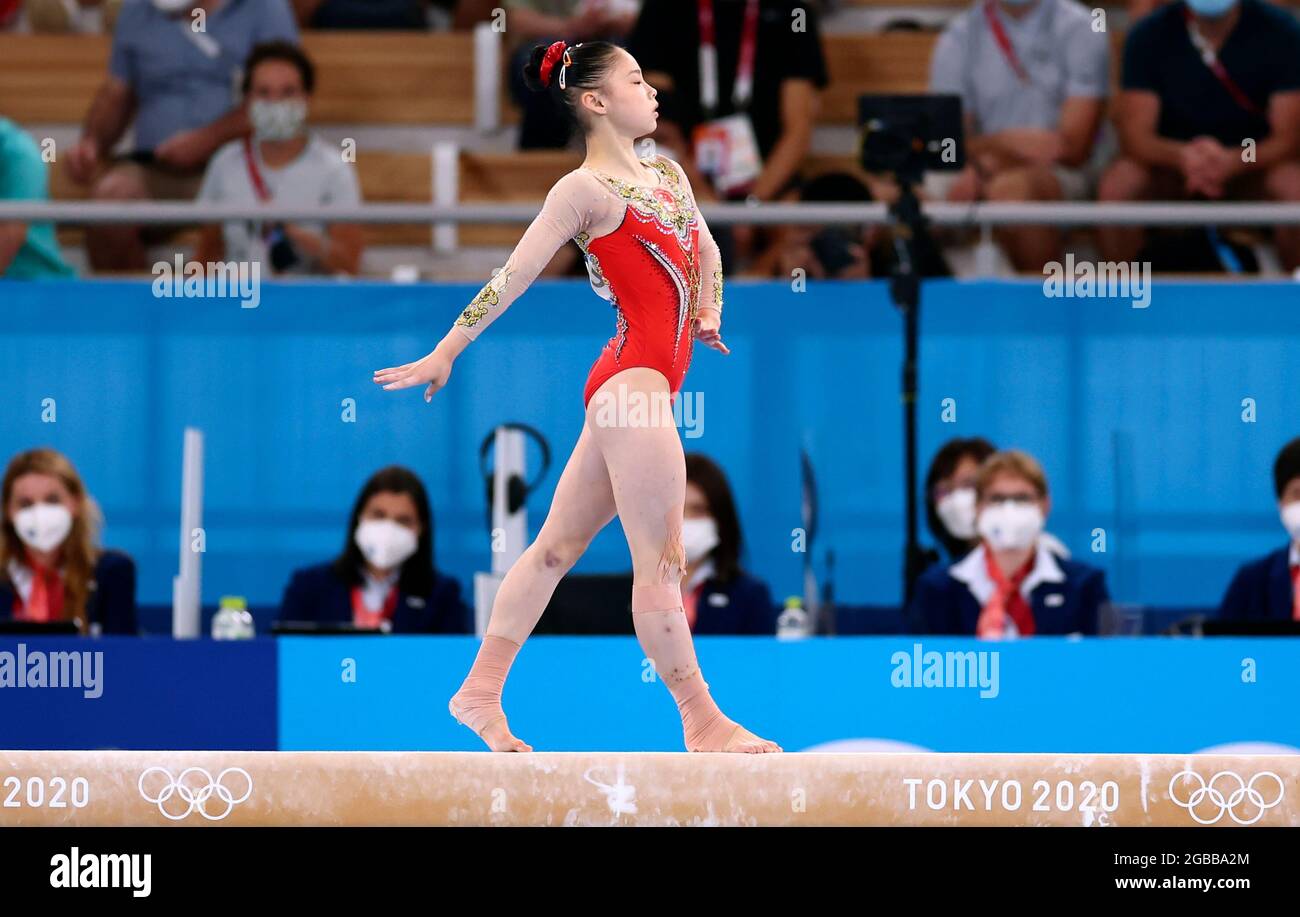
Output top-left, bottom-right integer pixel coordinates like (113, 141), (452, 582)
(372, 344), (455, 403)
(693, 308), (730, 355)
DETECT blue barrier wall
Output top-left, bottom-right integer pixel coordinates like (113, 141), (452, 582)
(278, 636), (1300, 754)
(2, 636), (1294, 753)
(2, 278), (1299, 609)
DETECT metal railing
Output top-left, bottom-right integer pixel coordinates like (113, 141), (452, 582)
(4, 200), (1300, 227)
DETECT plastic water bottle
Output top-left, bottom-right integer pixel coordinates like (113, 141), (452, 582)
(776, 596), (811, 640)
(211, 595), (255, 640)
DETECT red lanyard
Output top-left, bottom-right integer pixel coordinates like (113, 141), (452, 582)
(1182, 6), (1260, 116)
(351, 582), (399, 628)
(242, 138), (273, 203)
(697, 0), (760, 115)
(1290, 564), (1300, 621)
(983, 1), (1030, 84)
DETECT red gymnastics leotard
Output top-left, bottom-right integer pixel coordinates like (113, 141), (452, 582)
(448, 154), (724, 407)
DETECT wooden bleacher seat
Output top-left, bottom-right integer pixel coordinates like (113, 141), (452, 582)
(0, 33), (477, 125)
(2, 31), (943, 128)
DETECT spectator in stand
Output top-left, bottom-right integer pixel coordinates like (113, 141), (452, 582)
(925, 0), (1110, 272)
(506, 0), (640, 149)
(0, 117), (76, 278)
(0, 448), (137, 635)
(1219, 436), (1300, 623)
(1098, 0), (1300, 270)
(906, 450), (1105, 637)
(626, 0), (828, 267)
(194, 41), (363, 275)
(63, 0), (298, 271)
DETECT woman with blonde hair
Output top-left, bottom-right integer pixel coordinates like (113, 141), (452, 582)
(0, 448), (137, 635)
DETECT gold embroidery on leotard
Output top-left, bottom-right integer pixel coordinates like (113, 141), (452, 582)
(456, 266), (514, 329)
(587, 156), (696, 243)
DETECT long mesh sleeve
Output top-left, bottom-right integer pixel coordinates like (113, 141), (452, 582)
(697, 209), (724, 317)
(664, 157), (723, 317)
(451, 171), (613, 341)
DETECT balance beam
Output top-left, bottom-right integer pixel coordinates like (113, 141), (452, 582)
(1, 752), (1294, 827)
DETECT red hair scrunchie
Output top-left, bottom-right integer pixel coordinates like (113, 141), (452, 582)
(538, 40), (567, 88)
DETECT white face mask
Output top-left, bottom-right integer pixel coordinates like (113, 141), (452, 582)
(978, 501), (1044, 552)
(935, 487), (977, 540)
(249, 99), (308, 142)
(681, 517), (720, 563)
(13, 503), (74, 554)
(1281, 501), (1300, 543)
(354, 518), (418, 571)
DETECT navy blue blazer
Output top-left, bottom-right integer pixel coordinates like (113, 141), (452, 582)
(906, 547), (1106, 636)
(0, 548), (137, 635)
(1219, 546), (1295, 621)
(690, 571), (778, 635)
(278, 561), (470, 633)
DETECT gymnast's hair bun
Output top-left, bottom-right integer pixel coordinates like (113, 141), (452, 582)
(523, 42), (556, 93)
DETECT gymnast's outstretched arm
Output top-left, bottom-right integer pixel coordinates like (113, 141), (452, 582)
(373, 170), (616, 399)
(451, 170), (615, 341)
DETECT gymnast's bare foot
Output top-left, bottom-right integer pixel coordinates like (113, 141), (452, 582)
(721, 724), (782, 754)
(448, 695), (533, 752)
(688, 718), (782, 753)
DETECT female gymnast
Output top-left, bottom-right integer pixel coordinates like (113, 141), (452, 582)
(373, 40), (780, 754)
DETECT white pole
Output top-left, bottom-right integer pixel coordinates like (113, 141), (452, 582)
(493, 426), (528, 574)
(473, 22), (501, 133)
(432, 141), (459, 254)
(473, 426), (530, 635)
(171, 427), (204, 639)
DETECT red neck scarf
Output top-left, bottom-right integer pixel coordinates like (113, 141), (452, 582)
(14, 547), (65, 623)
(351, 581), (399, 629)
(1291, 563), (1299, 622)
(976, 548), (1036, 638)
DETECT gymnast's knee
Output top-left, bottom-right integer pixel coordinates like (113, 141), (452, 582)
(532, 535), (587, 576)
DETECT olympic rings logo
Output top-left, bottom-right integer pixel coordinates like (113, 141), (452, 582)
(1167, 769), (1285, 825)
(137, 766), (253, 821)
